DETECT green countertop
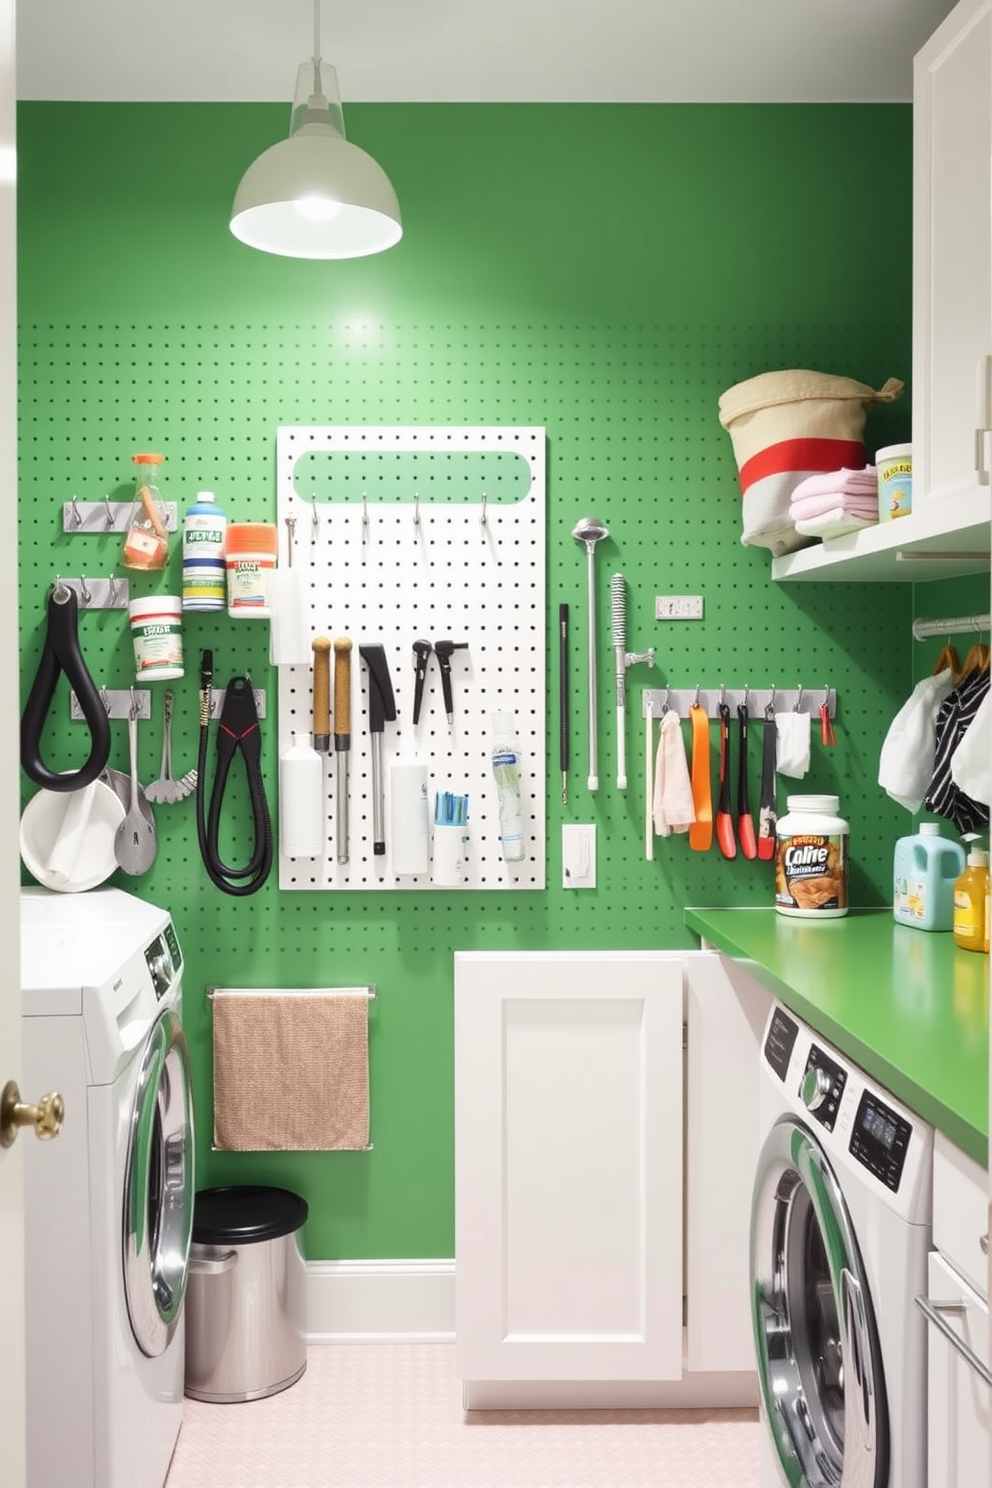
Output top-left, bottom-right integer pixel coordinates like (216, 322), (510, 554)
(685, 906), (989, 1167)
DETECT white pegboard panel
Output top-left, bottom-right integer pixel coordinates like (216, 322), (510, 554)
(276, 426), (546, 891)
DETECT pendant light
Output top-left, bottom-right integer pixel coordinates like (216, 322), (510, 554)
(230, 1), (402, 260)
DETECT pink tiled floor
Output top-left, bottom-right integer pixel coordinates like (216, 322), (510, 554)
(165, 1344), (760, 1488)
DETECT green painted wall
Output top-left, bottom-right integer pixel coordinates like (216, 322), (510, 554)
(17, 102), (918, 1258)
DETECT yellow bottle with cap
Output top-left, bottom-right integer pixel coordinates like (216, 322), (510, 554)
(953, 843), (990, 953)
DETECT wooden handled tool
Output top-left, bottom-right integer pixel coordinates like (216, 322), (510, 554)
(312, 637), (331, 752)
(333, 638), (352, 864)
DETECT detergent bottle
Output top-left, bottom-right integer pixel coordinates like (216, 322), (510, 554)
(892, 821), (965, 931)
(953, 836), (990, 953)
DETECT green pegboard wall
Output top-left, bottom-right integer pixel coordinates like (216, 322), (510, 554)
(16, 101), (918, 1259)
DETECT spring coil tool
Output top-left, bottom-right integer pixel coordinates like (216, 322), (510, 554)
(20, 582), (111, 791)
(195, 652), (273, 895)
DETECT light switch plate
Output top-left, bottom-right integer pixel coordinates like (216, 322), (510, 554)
(562, 824), (596, 889)
(655, 594), (704, 620)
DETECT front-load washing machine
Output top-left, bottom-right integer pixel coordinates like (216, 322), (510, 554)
(750, 1001), (932, 1488)
(19, 886), (195, 1488)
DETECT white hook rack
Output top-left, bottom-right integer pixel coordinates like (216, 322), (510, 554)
(642, 687), (835, 720)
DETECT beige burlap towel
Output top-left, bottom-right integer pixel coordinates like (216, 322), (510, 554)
(211, 988), (371, 1151)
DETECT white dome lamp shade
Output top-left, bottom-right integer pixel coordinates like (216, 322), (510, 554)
(230, 8), (401, 260)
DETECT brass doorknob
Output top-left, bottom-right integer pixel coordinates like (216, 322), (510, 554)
(0, 1080), (65, 1148)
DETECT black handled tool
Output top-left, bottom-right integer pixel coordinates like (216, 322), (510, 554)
(758, 705), (778, 861)
(737, 701), (757, 860)
(715, 702), (737, 860)
(359, 644), (397, 856)
(434, 640), (468, 725)
(559, 603), (569, 805)
(412, 639), (432, 726)
(21, 583), (111, 791)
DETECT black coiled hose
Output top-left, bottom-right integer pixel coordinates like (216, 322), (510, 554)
(195, 653), (273, 896)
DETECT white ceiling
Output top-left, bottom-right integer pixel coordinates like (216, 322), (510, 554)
(16, 0), (960, 105)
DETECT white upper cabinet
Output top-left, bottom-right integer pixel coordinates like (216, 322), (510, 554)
(913, 0), (992, 517)
(773, 0), (992, 583)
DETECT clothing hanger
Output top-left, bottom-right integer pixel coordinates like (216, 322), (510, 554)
(931, 643), (960, 679)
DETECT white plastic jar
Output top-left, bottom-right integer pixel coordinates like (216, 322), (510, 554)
(128, 595), (184, 681)
(775, 794), (849, 919)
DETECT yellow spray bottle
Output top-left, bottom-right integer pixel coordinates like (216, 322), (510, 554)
(953, 835), (990, 953)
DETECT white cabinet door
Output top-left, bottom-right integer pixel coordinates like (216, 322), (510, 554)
(927, 1251), (990, 1488)
(454, 952), (683, 1386)
(913, 0), (992, 514)
(684, 953), (769, 1375)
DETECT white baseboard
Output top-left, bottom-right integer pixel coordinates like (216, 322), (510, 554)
(306, 1258), (456, 1343)
(305, 1260), (758, 1411)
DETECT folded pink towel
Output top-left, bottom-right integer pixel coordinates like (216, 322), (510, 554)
(789, 488), (879, 520)
(653, 712), (695, 837)
(790, 466), (878, 501)
(794, 510), (878, 539)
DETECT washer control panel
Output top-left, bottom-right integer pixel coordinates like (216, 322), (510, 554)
(799, 1044), (847, 1132)
(145, 921), (183, 1001)
(849, 1089), (912, 1193)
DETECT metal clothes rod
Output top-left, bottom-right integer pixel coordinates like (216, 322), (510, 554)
(207, 985), (377, 1002)
(912, 614), (992, 640)
(642, 688), (835, 721)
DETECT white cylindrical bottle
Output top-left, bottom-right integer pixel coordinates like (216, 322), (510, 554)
(390, 763), (430, 876)
(279, 732), (324, 859)
(490, 711), (526, 863)
(182, 491), (227, 612)
(774, 794), (849, 918)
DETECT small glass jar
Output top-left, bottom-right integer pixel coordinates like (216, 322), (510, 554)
(122, 453), (170, 571)
(775, 794), (849, 919)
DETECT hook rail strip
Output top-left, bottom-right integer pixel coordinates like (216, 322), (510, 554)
(642, 687), (835, 720)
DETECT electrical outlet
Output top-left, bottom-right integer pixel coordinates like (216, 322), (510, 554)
(655, 595), (704, 620)
(562, 824), (596, 889)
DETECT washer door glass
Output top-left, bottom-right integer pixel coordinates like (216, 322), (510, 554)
(750, 1115), (888, 1488)
(123, 1006), (195, 1358)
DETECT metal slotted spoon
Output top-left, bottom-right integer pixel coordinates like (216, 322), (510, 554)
(145, 690), (197, 804)
(114, 703), (157, 875)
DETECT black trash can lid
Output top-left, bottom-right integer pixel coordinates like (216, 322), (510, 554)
(193, 1186), (309, 1245)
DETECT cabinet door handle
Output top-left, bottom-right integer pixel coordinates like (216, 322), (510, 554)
(915, 1294), (992, 1388)
(975, 355), (992, 484)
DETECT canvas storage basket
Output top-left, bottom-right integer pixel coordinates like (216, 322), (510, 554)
(718, 370), (904, 555)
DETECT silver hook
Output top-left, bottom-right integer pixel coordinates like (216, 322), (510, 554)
(821, 683), (830, 710)
(69, 494), (83, 529)
(103, 495), (115, 530)
(310, 493), (319, 541)
(693, 683), (701, 708)
(107, 574), (118, 606)
(662, 684), (672, 715)
(53, 573), (70, 602)
(78, 575), (92, 605)
(100, 687), (112, 716)
(362, 493), (370, 542)
(743, 683), (750, 712)
(129, 686), (139, 720)
(480, 491), (488, 529)
(793, 684), (804, 713)
(413, 492), (421, 529)
(719, 682), (726, 706)
(765, 683), (777, 719)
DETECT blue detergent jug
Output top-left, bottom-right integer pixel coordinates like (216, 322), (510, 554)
(893, 822), (965, 931)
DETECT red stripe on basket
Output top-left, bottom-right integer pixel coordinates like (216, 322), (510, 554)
(739, 439), (864, 493)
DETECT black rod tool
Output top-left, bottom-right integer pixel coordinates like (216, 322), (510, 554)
(434, 640), (468, 726)
(359, 644), (397, 856)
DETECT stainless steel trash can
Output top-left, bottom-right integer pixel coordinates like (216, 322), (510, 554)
(184, 1186), (308, 1403)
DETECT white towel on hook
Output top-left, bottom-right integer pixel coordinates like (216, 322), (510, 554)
(775, 711), (811, 778)
(653, 711), (696, 837)
(878, 667), (956, 813)
(950, 688), (992, 806)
